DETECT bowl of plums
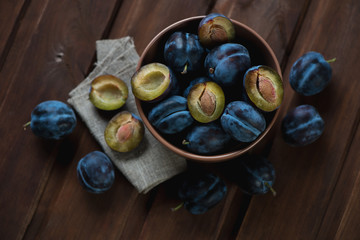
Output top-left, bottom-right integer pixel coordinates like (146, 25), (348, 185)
(132, 13), (284, 162)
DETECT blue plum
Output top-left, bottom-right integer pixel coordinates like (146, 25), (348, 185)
(27, 100), (77, 140)
(77, 151), (115, 194)
(221, 101), (266, 142)
(281, 104), (325, 146)
(289, 51), (335, 96)
(177, 171), (227, 214)
(204, 43), (251, 87)
(164, 32), (205, 74)
(198, 13), (235, 49)
(183, 123), (231, 155)
(233, 155), (276, 196)
(148, 95), (194, 134)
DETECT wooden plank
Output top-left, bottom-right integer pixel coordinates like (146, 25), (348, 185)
(236, 0), (360, 239)
(0, 0), (28, 68)
(0, 0), (121, 239)
(23, 0), (214, 239)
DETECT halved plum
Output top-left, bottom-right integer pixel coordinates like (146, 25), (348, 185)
(89, 75), (128, 111)
(131, 63), (177, 102)
(243, 65), (283, 112)
(187, 81), (225, 123)
(104, 111), (144, 152)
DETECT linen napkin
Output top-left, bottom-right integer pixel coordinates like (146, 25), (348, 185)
(68, 36), (187, 193)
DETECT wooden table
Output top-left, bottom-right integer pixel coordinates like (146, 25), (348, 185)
(1, 0), (360, 239)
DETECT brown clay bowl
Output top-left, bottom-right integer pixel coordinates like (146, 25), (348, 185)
(134, 16), (283, 162)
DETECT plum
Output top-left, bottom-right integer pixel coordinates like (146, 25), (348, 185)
(187, 81), (225, 123)
(176, 171), (227, 214)
(131, 63), (179, 102)
(77, 151), (115, 194)
(164, 31), (205, 74)
(183, 76), (210, 98)
(25, 100), (76, 140)
(198, 13), (235, 49)
(89, 74), (128, 111)
(221, 101), (266, 142)
(204, 43), (251, 87)
(231, 155), (276, 196)
(281, 104), (325, 146)
(104, 111), (145, 152)
(182, 123), (231, 155)
(243, 65), (284, 112)
(289, 51), (335, 96)
(147, 95), (194, 134)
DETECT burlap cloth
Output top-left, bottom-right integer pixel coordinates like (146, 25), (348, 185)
(68, 37), (187, 193)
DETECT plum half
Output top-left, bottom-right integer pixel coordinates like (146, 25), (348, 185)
(131, 63), (178, 102)
(243, 65), (283, 112)
(187, 81), (225, 123)
(89, 75), (128, 111)
(198, 13), (235, 49)
(104, 111), (145, 152)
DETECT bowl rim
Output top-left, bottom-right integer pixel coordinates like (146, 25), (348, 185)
(135, 15), (283, 162)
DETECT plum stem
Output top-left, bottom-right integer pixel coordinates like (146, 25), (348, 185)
(23, 121), (31, 130)
(182, 140), (190, 145)
(264, 182), (276, 196)
(326, 57), (336, 63)
(171, 202), (184, 212)
(181, 63), (188, 74)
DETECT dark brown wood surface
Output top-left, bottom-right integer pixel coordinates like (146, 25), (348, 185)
(1, 0), (359, 239)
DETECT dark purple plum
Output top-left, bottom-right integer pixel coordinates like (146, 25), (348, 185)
(147, 95), (194, 134)
(281, 104), (325, 146)
(183, 122), (231, 155)
(25, 100), (77, 140)
(183, 76), (210, 98)
(232, 155), (276, 196)
(131, 63), (179, 102)
(187, 81), (225, 123)
(198, 13), (235, 49)
(104, 111), (145, 152)
(204, 43), (251, 87)
(221, 101), (266, 142)
(243, 65), (284, 112)
(176, 171), (227, 214)
(77, 151), (115, 194)
(289, 51), (335, 96)
(164, 32), (205, 74)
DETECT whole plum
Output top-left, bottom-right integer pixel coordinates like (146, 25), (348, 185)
(198, 13), (235, 49)
(176, 171), (227, 214)
(148, 95), (194, 134)
(281, 104), (325, 146)
(232, 155), (276, 196)
(77, 151), (115, 194)
(26, 100), (77, 140)
(183, 123), (231, 155)
(164, 31), (205, 74)
(204, 43), (251, 87)
(289, 51), (335, 96)
(221, 101), (266, 142)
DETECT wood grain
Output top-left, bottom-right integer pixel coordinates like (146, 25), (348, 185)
(236, 0), (360, 239)
(0, 0), (120, 239)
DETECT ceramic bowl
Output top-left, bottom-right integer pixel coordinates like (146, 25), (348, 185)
(134, 16), (282, 162)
